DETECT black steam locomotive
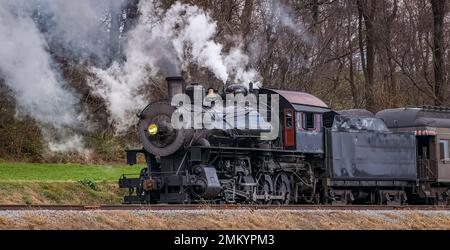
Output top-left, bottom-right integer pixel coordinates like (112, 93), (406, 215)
(119, 77), (450, 205)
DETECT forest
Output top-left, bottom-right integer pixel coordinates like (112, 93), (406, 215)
(0, 0), (448, 162)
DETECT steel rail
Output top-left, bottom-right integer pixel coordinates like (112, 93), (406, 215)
(0, 204), (449, 211)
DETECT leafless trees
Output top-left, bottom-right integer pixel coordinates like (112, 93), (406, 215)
(1, 0), (449, 161)
(180, 0), (449, 111)
(431, 0), (448, 106)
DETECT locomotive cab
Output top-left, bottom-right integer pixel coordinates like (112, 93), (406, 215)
(258, 89), (330, 153)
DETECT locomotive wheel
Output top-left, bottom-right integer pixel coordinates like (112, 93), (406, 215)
(255, 173), (274, 204)
(273, 173), (291, 205)
(372, 189), (386, 205)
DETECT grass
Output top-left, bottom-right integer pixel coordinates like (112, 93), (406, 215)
(0, 162), (143, 181)
(0, 162), (144, 204)
(0, 181), (128, 205)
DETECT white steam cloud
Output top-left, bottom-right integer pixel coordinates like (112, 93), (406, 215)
(164, 2), (260, 84)
(34, 0), (128, 65)
(91, 1), (260, 131)
(0, 0), (87, 153)
(0, 0), (261, 151)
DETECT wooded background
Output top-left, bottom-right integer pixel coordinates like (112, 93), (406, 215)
(0, 0), (448, 162)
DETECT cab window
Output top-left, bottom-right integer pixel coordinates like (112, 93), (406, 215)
(305, 113), (314, 129)
(285, 111), (293, 128)
(301, 112), (321, 131)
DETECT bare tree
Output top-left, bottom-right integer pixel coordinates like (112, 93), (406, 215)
(431, 0), (448, 105)
(357, 0), (378, 112)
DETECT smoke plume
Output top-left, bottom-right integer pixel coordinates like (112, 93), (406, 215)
(0, 0), (261, 151)
(90, 1), (261, 131)
(33, 0), (129, 66)
(0, 0), (87, 153)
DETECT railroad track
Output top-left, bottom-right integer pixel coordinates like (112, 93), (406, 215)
(0, 204), (449, 211)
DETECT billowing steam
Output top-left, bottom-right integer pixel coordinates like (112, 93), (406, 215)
(91, 1), (260, 131)
(34, 0), (128, 66)
(0, 0), (261, 151)
(0, 0), (87, 153)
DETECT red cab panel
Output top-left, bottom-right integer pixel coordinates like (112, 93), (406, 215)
(284, 108), (295, 148)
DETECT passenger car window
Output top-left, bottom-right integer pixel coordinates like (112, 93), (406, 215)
(440, 139), (450, 161)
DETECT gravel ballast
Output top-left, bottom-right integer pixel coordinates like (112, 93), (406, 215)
(1, 209), (450, 229)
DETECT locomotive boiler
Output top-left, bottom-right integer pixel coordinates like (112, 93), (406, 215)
(119, 77), (450, 205)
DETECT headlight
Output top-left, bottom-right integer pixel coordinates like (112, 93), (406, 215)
(148, 123), (158, 136)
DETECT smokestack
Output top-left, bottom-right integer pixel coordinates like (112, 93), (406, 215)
(166, 76), (184, 100)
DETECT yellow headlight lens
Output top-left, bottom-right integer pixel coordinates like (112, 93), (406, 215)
(148, 123), (158, 135)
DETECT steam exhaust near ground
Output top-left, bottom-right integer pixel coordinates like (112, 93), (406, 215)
(1, 0), (309, 154)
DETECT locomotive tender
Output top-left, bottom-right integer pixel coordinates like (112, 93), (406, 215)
(119, 77), (450, 205)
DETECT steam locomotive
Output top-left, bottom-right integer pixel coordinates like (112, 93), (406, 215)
(119, 77), (450, 205)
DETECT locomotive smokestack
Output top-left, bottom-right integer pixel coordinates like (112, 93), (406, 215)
(166, 76), (184, 100)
